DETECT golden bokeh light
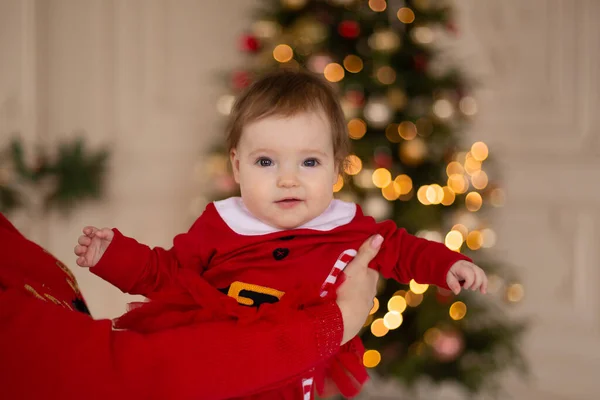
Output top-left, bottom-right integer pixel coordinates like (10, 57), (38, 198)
(397, 7), (415, 23)
(368, 0), (387, 12)
(416, 117), (433, 136)
(399, 138), (428, 166)
(417, 185), (431, 205)
(446, 161), (464, 176)
(344, 155), (362, 175)
(382, 182), (401, 200)
(388, 295), (407, 313)
(323, 62), (345, 82)
(445, 230), (464, 251)
(449, 301), (467, 320)
(343, 54), (364, 73)
(451, 224), (468, 239)
(471, 141), (489, 161)
(273, 44), (293, 62)
(376, 66), (396, 84)
(464, 154), (482, 176)
(333, 175), (344, 192)
(441, 186), (455, 206)
(348, 118), (367, 139)
(398, 121), (418, 140)
(370, 297), (380, 315)
(465, 192), (483, 212)
(447, 174), (469, 194)
(506, 283), (524, 303)
(372, 168), (392, 188)
(383, 311), (403, 329)
(409, 279), (429, 294)
(371, 318), (389, 337)
(466, 230), (483, 250)
(363, 349), (381, 368)
(394, 174), (413, 195)
(426, 184), (444, 204)
(385, 123), (401, 143)
(471, 170), (488, 190)
(405, 291), (423, 307)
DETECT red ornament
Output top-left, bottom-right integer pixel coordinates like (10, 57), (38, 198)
(232, 71), (252, 90)
(374, 153), (393, 169)
(239, 34), (260, 53)
(345, 90), (365, 107)
(338, 20), (360, 39)
(413, 54), (428, 71)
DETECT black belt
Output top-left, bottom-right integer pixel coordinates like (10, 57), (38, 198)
(218, 281), (284, 307)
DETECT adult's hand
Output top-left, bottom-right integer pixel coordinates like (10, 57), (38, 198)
(336, 234), (382, 345)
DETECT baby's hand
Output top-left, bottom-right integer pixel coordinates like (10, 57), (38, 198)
(446, 260), (488, 295)
(74, 226), (114, 268)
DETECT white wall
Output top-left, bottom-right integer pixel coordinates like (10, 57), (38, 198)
(0, 0), (256, 317)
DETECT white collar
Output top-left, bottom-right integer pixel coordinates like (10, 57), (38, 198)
(213, 197), (357, 236)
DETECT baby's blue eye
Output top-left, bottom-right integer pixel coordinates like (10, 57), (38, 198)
(303, 158), (319, 167)
(256, 157), (273, 167)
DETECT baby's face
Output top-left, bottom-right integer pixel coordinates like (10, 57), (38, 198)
(230, 111), (338, 229)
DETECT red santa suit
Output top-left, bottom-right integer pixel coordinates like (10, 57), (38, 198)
(92, 197), (470, 399)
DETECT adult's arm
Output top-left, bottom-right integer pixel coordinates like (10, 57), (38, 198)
(0, 287), (342, 400)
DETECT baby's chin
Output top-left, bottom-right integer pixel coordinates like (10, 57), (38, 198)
(269, 219), (307, 230)
(264, 214), (313, 230)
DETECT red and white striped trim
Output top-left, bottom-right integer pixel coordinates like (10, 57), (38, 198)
(302, 376), (314, 400)
(319, 249), (357, 298)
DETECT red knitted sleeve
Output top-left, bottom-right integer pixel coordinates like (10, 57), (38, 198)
(0, 288), (343, 399)
(374, 220), (471, 289)
(91, 210), (215, 297)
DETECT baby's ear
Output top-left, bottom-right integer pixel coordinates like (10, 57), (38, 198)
(230, 149), (241, 184)
(332, 163), (341, 186)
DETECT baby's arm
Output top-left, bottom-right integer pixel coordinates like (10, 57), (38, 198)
(88, 229), (185, 297)
(374, 220), (476, 291)
(77, 215), (209, 297)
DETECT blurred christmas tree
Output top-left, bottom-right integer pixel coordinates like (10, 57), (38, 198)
(204, 0), (527, 396)
(0, 136), (109, 216)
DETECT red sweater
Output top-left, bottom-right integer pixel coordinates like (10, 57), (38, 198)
(92, 198), (470, 398)
(0, 212), (344, 400)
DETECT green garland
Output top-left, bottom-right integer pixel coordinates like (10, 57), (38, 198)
(0, 136), (109, 215)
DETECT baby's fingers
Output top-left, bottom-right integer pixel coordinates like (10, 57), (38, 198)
(469, 271), (483, 291)
(78, 235), (91, 246)
(447, 275), (462, 295)
(460, 269), (475, 289)
(74, 244), (88, 256)
(76, 255), (90, 267)
(83, 226), (98, 237)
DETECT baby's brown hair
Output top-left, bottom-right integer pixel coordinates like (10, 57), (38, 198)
(226, 69), (350, 172)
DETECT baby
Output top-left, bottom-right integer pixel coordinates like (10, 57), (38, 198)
(75, 69), (487, 399)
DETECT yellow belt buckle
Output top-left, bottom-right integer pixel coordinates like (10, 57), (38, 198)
(227, 281), (285, 306)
